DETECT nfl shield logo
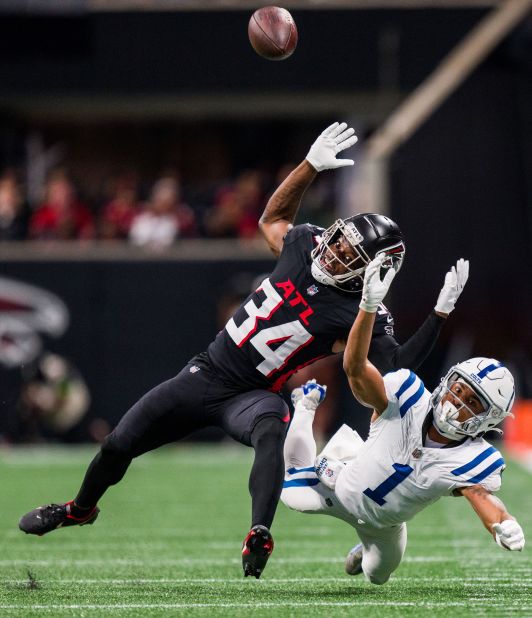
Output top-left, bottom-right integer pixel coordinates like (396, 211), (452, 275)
(307, 284), (319, 296)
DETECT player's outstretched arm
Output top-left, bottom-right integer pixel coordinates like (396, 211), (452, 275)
(259, 160), (317, 256)
(367, 258), (470, 373)
(259, 122), (357, 256)
(343, 255), (396, 416)
(460, 485), (525, 551)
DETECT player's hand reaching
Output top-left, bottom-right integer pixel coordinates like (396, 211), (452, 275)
(359, 254), (397, 313)
(492, 519), (525, 551)
(291, 379), (327, 412)
(306, 122), (358, 172)
(434, 258), (469, 317)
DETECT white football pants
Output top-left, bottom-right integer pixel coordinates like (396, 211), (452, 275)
(281, 402), (407, 585)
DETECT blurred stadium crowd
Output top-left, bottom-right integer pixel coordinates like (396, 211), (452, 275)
(0, 161), (337, 247)
(0, 137), (346, 445)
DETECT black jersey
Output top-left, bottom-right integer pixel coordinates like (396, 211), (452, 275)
(207, 224), (395, 392)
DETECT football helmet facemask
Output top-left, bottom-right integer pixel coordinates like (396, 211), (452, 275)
(431, 357), (515, 440)
(310, 214), (405, 293)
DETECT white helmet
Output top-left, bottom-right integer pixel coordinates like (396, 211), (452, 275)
(431, 357), (515, 440)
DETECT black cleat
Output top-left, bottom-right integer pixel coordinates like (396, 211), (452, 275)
(242, 525), (274, 579)
(19, 501), (99, 536)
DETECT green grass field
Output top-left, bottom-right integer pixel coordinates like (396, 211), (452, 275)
(1, 445), (531, 617)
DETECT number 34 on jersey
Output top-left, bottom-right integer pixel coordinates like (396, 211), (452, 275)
(226, 277), (314, 377)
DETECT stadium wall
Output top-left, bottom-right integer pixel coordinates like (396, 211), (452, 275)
(389, 55), (532, 361)
(0, 249), (275, 441)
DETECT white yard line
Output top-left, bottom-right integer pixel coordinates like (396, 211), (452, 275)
(0, 555), (458, 566)
(2, 576), (531, 585)
(3, 532), (491, 550)
(0, 601), (530, 610)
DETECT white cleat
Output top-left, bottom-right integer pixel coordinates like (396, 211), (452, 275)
(345, 542), (363, 576)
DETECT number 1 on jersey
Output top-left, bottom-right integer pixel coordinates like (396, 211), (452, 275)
(363, 463), (414, 506)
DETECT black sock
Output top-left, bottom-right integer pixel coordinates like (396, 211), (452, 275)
(69, 502), (93, 518)
(74, 446), (132, 509)
(248, 416), (287, 529)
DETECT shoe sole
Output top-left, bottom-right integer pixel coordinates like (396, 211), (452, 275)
(21, 507), (100, 536)
(242, 525), (273, 579)
(345, 543), (363, 576)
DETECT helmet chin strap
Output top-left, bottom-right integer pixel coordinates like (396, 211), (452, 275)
(310, 255), (364, 293)
(433, 400), (464, 440)
(431, 418), (449, 439)
(310, 261), (334, 287)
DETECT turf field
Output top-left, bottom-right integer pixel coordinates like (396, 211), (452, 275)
(1, 445), (531, 617)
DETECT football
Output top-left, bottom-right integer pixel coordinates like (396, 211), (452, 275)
(248, 6), (298, 61)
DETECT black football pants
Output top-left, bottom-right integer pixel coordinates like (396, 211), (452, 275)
(74, 358), (289, 529)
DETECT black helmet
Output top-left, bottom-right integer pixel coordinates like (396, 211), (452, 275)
(310, 213), (406, 293)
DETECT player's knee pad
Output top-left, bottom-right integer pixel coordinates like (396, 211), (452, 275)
(280, 487), (322, 514)
(101, 432), (134, 460)
(280, 488), (297, 510)
(251, 415), (287, 447)
(365, 571), (391, 585)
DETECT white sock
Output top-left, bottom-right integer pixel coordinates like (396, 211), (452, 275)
(284, 402), (317, 470)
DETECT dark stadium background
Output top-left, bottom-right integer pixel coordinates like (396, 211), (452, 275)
(0, 4), (530, 443)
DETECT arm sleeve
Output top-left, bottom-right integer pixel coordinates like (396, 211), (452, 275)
(368, 312), (446, 374)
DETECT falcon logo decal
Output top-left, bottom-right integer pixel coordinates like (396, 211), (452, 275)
(0, 277), (69, 368)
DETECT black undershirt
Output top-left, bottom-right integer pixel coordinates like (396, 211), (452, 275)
(369, 312), (446, 374)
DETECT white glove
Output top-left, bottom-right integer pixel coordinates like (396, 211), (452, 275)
(434, 258), (469, 316)
(306, 122), (357, 172)
(359, 254), (397, 313)
(492, 520), (525, 551)
(291, 379), (327, 412)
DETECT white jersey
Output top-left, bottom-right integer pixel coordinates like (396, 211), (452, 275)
(335, 369), (505, 529)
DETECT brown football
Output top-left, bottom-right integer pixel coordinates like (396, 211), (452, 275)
(248, 6), (298, 61)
